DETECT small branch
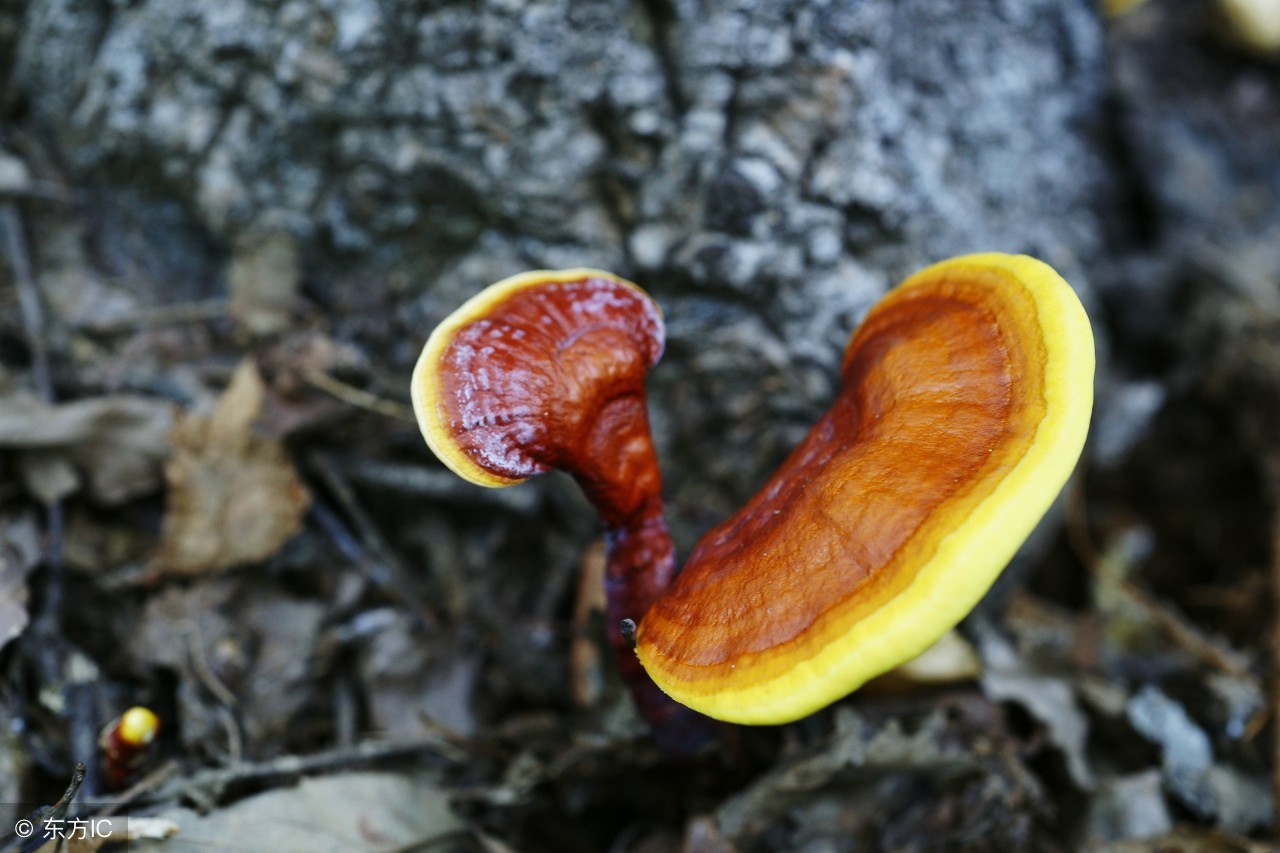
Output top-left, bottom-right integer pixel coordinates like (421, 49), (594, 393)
(182, 621), (243, 766)
(331, 456), (539, 515)
(84, 299), (229, 335)
(1120, 576), (1255, 682)
(95, 761), (181, 817)
(183, 623), (237, 709)
(303, 369), (415, 421)
(15, 763), (87, 848)
(138, 737), (461, 808)
(1066, 480), (1257, 684)
(570, 540), (607, 709)
(309, 452), (438, 634)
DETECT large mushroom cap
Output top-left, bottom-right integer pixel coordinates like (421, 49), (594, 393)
(636, 253), (1095, 724)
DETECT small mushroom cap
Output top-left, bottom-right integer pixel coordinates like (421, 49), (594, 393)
(412, 269), (664, 492)
(636, 253), (1094, 724)
(117, 706), (160, 746)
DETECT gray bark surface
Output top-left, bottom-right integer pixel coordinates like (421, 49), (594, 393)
(13, 0), (1112, 546)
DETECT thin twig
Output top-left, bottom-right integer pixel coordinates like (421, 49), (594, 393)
(1066, 480), (1257, 683)
(183, 622), (243, 765)
(333, 673), (359, 749)
(414, 709), (510, 762)
(67, 653), (103, 799)
(139, 736), (461, 807)
(309, 452), (437, 634)
(15, 763), (87, 849)
(303, 368), (415, 421)
(84, 299), (229, 335)
(334, 456), (539, 515)
(570, 540), (606, 709)
(94, 761), (181, 816)
(182, 622), (237, 710)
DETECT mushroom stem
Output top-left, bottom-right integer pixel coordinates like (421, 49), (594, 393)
(602, 503), (682, 728)
(569, 401), (714, 748)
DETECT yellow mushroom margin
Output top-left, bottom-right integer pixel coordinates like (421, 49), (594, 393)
(635, 252), (1095, 724)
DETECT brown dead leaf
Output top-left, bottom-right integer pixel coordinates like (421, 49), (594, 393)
(154, 360), (310, 575)
(0, 394), (173, 504)
(128, 578), (326, 754)
(126, 579), (239, 752)
(239, 594), (326, 748)
(357, 610), (479, 738)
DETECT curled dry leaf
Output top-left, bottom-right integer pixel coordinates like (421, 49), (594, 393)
(154, 360), (311, 575)
(866, 629), (983, 694)
(0, 394), (173, 504)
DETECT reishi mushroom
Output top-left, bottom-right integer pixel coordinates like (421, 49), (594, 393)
(636, 253), (1093, 723)
(412, 269), (692, 736)
(412, 254), (1093, 729)
(100, 705), (160, 790)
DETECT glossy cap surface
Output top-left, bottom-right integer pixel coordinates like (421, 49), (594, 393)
(412, 269), (665, 515)
(636, 253), (1094, 724)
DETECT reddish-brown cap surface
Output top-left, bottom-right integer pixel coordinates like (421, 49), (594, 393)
(635, 253), (1094, 724)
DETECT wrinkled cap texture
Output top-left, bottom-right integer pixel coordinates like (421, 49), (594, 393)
(412, 269), (664, 492)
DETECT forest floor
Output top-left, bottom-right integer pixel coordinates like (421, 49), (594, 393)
(3, 0), (1280, 851)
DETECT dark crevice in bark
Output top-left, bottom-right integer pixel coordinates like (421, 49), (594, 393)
(637, 0), (687, 124)
(720, 67), (745, 150)
(584, 101), (641, 270)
